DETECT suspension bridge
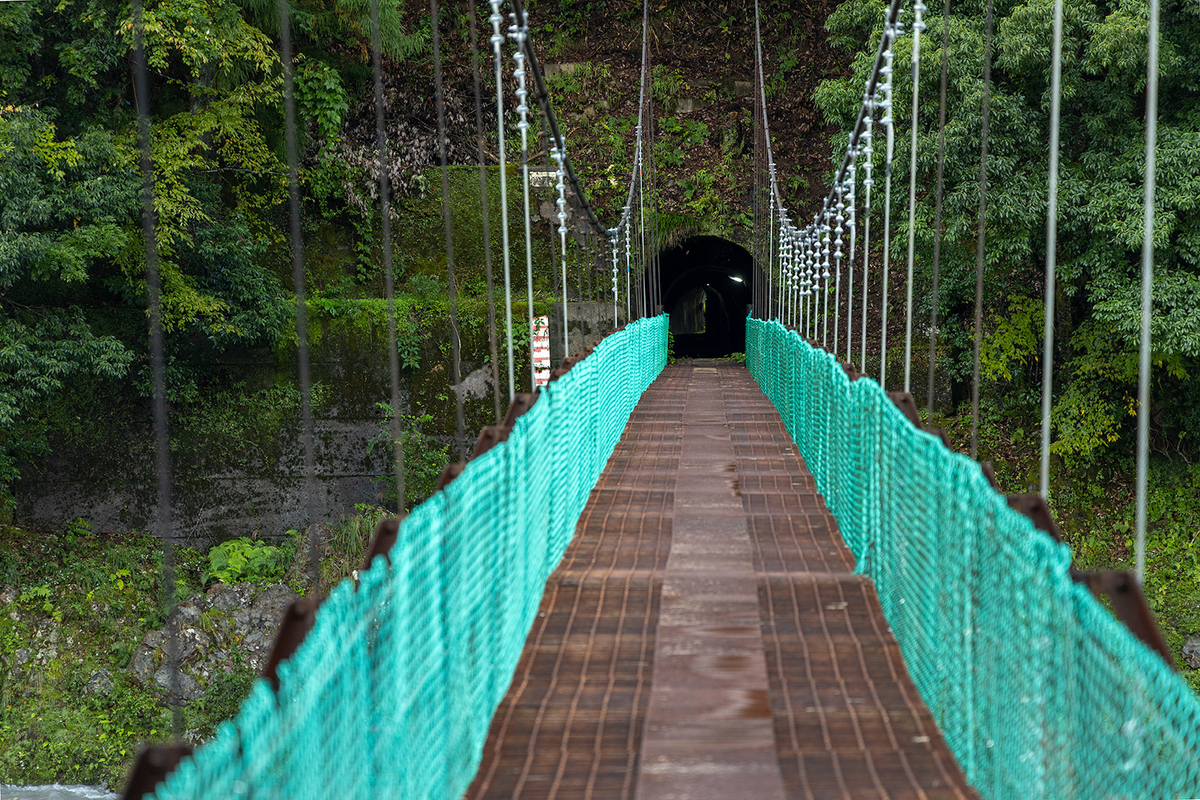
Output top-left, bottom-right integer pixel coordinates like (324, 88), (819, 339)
(103, 0), (1200, 796)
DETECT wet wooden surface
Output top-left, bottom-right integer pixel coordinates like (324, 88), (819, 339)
(465, 363), (978, 800)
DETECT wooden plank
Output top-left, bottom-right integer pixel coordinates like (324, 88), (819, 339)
(466, 364), (979, 800)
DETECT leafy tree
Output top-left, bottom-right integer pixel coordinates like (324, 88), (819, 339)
(815, 0), (1200, 463)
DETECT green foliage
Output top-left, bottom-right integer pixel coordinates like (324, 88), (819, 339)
(296, 56), (350, 141)
(651, 65), (686, 113)
(369, 405), (449, 510)
(816, 0), (1200, 462)
(980, 296), (1043, 383)
(319, 503), (392, 590)
(545, 61), (613, 98)
(202, 537), (290, 584)
(0, 527), (269, 786)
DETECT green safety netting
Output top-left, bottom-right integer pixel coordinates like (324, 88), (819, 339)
(747, 317), (1200, 800)
(148, 315), (668, 800)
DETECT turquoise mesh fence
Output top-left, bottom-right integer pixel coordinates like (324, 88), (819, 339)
(148, 315), (668, 800)
(747, 317), (1200, 800)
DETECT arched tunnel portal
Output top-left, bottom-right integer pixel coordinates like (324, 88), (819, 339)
(659, 236), (754, 358)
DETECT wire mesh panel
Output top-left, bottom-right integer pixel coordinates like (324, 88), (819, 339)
(146, 315), (668, 800)
(745, 316), (1200, 800)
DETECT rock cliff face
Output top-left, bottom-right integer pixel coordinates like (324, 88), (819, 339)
(128, 582), (299, 704)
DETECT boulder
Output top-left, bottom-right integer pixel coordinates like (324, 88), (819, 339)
(84, 668), (113, 696)
(1183, 635), (1200, 669)
(207, 583), (253, 613)
(153, 667), (204, 704)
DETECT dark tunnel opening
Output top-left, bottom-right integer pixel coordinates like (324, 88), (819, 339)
(658, 236), (754, 358)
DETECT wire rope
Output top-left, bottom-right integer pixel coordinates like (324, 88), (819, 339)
(927, 0), (950, 419)
(845, 161), (857, 364)
(467, 0), (501, 424)
(880, 18), (898, 387)
(487, 0), (516, 402)
(1039, 0), (1064, 499)
(970, 0), (994, 459)
(133, 0), (182, 735)
(552, 142), (571, 355)
(510, 14), (537, 393)
(275, 0), (319, 590)
(431, 0), (467, 459)
(861, 101), (875, 372)
(370, 0), (407, 503)
(1135, 0), (1159, 583)
(903, 0), (926, 393)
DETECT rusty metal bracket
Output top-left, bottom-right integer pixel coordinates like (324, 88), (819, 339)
(980, 461), (1000, 491)
(885, 390), (950, 447)
(472, 425), (508, 459)
(122, 744), (193, 800)
(1005, 493), (1175, 669)
(262, 597), (321, 692)
(1070, 570), (1175, 669)
(436, 462), (465, 491)
(503, 393), (538, 429)
(924, 426), (952, 448)
(887, 391), (922, 428)
(360, 515), (403, 574)
(1006, 493), (1064, 543)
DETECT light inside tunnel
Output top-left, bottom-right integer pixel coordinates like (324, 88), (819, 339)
(656, 236), (754, 358)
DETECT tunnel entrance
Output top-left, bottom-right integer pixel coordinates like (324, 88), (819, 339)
(659, 236), (753, 358)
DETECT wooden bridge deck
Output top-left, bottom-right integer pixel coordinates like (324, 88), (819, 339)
(465, 363), (977, 800)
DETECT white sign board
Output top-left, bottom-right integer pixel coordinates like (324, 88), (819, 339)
(533, 315), (551, 388)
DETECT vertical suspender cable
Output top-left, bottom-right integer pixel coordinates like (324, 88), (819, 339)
(834, 186), (845, 355)
(575, 195), (584, 311)
(638, 155), (648, 317)
(628, 219), (638, 321)
(927, 0), (950, 419)
(277, 0), (319, 590)
(585, 230), (592, 303)
(903, 1), (925, 394)
(822, 208), (831, 346)
(487, 1), (515, 402)
(880, 23), (897, 387)
(552, 144), (571, 355)
(543, 120), (559, 303)
(845, 161), (857, 363)
(768, 185), (775, 319)
(371, 0), (407, 505)
(133, 0), (182, 735)
(1039, 0), (1064, 499)
(612, 232), (619, 327)
(431, 0), (468, 460)
(753, 68), (761, 318)
(468, 0), (501, 425)
(861, 105), (875, 371)
(1135, 0), (1159, 584)
(970, 0), (994, 459)
(511, 16), (536, 394)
